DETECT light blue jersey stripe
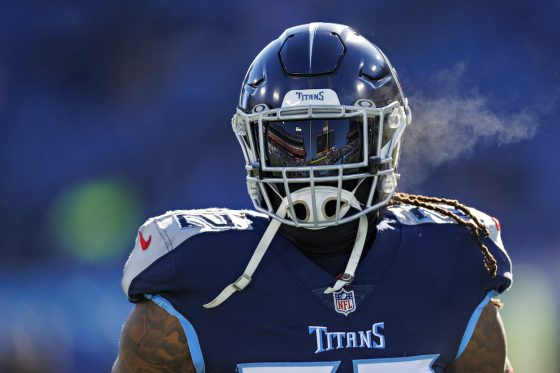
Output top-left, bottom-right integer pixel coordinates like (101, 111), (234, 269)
(455, 290), (498, 359)
(238, 360), (341, 372)
(145, 294), (205, 373)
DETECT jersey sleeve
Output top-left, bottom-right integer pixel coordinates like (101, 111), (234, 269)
(121, 208), (265, 302)
(121, 212), (180, 302)
(452, 208), (513, 360)
(470, 208), (513, 295)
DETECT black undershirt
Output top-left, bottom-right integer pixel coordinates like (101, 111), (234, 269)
(278, 213), (379, 277)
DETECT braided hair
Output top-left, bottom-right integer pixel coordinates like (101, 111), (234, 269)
(388, 192), (498, 278)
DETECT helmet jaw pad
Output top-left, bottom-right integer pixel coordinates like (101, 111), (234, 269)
(285, 186), (360, 229)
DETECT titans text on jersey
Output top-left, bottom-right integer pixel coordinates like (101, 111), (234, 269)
(308, 323), (386, 353)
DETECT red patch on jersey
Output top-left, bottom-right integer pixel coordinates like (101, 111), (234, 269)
(139, 230), (152, 251)
(491, 217), (501, 232)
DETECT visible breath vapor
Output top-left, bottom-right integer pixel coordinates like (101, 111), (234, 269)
(398, 63), (544, 188)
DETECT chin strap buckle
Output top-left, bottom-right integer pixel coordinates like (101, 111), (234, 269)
(203, 203), (287, 309)
(232, 274), (252, 291)
(324, 214), (368, 295)
(339, 273), (355, 285)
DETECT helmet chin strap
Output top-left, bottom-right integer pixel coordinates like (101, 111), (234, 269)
(203, 186), (368, 308)
(323, 213), (367, 294)
(203, 201), (288, 309)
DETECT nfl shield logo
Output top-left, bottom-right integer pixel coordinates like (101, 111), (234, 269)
(333, 288), (356, 316)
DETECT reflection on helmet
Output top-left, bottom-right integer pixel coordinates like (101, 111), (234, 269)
(266, 119), (362, 169)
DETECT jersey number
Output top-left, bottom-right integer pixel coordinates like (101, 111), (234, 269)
(176, 213), (235, 230)
(237, 354), (438, 373)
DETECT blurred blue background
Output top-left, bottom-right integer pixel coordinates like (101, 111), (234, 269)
(1, 0), (559, 372)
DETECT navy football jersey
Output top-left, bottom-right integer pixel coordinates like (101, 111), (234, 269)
(122, 205), (512, 373)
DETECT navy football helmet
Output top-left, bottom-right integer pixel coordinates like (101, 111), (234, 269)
(232, 22), (411, 229)
(205, 23), (412, 306)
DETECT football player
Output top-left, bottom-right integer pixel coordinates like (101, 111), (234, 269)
(113, 23), (513, 373)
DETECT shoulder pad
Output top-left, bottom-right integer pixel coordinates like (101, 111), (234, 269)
(387, 203), (464, 226)
(121, 208), (268, 296)
(468, 207), (507, 257)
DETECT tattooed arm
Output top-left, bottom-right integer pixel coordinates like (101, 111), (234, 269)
(448, 302), (513, 373)
(112, 300), (196, 373)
